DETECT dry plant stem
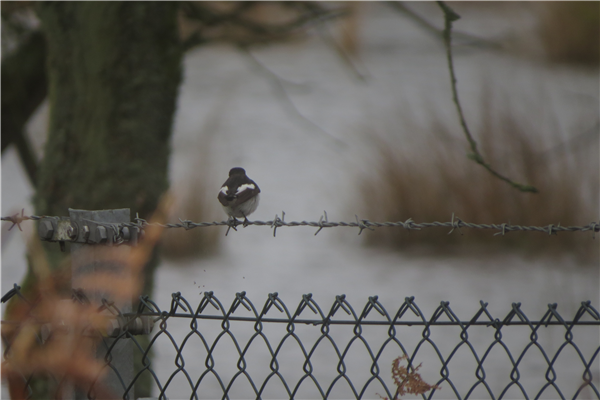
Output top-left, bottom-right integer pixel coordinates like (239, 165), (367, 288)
(1, 199), (170, 399)
(437, 1), (538, 193)
(378, 355), (440, 400)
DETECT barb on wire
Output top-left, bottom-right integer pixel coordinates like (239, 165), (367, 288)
(1, 209), (40, 231)
(437, 1), (538, 193)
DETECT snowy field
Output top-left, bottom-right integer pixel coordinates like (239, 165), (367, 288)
(2, 3), (598, 399)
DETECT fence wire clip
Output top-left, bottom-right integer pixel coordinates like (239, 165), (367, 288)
(137, 295), (159, 314)
(261, 292), (284, 317)
(170, 292), (190, 314)
(36, 216), (140, 247)
(198, 291), (220, 314)
(579, 300), (600, 321)
(293, 293), (318, 321)
(134, 213), (148, 229)
(0, 284), (26, 304)
(329, 294), (351, 318)
(395, 296), (420, 320)
(230, 291), (252, 315)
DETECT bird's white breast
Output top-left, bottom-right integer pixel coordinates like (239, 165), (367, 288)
(222, 194), (260, 218)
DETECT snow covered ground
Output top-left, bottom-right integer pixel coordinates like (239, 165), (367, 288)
(2, 3), (598, 399)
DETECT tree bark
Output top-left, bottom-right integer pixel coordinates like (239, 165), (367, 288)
(1, 29), (47, 184)
(32, 2), (182, 397)
(35, 2), (181, 218)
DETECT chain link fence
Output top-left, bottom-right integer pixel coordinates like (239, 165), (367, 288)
(2, 285), (599, 399)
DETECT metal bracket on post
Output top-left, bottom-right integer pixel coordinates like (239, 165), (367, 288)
(40, 313), (154, 343)
(38, 211), (140, 247)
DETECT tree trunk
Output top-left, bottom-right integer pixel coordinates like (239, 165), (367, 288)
(32, 2), (182, 397)
(1, 29), (47, 184)
(35, 2), (181, 218)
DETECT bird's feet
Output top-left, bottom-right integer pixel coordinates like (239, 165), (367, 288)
(225, 216), (239, 236)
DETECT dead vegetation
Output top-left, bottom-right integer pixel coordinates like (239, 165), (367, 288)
(537, 2), (599, 66)
(159, 174), (221, 260)
(360, 90), (598, 262)
(377, 354), (440, 400)
(1, 199), (168, 399)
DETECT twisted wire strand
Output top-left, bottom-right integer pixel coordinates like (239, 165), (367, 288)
(2, 210), (598, 237)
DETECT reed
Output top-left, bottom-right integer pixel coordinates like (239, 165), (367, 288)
(360, 91), (598, 262)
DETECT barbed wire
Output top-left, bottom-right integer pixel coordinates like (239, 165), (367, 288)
(2, 209), (598, 238)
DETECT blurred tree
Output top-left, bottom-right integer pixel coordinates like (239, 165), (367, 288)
(35, 1), (181, 225)
(2, 1), (345, 397)
(18, 2), (181, 397)
(1, 21), (46, 184)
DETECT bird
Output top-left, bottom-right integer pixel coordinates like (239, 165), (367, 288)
(218, 167), (260, 224)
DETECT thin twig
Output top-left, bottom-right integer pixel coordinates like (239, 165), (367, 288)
(239, 46), (347, 148)
(387, 2), (501, 49)
(314, 24), (370, 82)
(437, 1), (538, 193)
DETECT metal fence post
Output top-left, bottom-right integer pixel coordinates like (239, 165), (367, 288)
(69, 208), (134, 399)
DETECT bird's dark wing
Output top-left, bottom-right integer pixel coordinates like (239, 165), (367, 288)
(218, 190), (230, 206)
(218, 176), (260, 207)
(232, 182), (260, 205)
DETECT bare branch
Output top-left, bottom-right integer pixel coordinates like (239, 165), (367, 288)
(239, 46), (347, 148)
(437, 1), (538, 193)
(313, 19), (370, 82)
(1, 29), (46, 185)
(387, 1), (501, 49)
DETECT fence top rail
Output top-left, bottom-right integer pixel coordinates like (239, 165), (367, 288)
(2, 209), (599, 238)
(122, 312), (600, 326)
(139, 291), (600, 328)
(6, 285), (597, 329)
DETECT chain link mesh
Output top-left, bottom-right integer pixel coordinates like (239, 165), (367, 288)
(2, 285), (599, 399)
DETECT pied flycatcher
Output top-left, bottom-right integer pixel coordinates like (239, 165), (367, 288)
(218, 167), (260, 222)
